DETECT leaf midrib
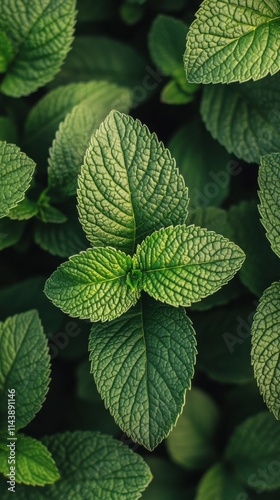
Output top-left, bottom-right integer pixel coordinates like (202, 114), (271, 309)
(142, 255), (242, 274)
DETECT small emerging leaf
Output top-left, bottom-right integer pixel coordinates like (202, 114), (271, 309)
(135, 225), (245, 307)
(196, 463), (247, 500)
(8, 198), (38, 221)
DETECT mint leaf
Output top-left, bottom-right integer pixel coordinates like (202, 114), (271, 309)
(0, 311), (50, 430)
(35, 203), (88, 257)
(48, 84), (132, 197)
(135, 225), (245, 307)
(0, 31), (13, 72)
(89, 297), (196, 450)
(166, 388), (219, 470)
(78, 110), (188, 254)
(50, 36), (147, 91)
(185, 0), (280, 84)
(0, 434), (59, 486)
(225, 411), (280, 490)
(44, 247), (138, 322)
(5, 431), (152, 499)
(161, 80), (195, 105)
(201, 74), (280, 164)
(37, 206), (67, 224)
(149, 15), (187, 78)
(8, 198), (38, 221)
(24, 81), (129, 165)
(168, 120), (231, 210)
(196, 463), (247, 500)
(0, 218), (25, 251)
(228, 200), (280, 296)
(0, 142), (35, 219)
(258, 153), (280, 259)
(251, 282), (280, 420)
(0, 0), (76, 97)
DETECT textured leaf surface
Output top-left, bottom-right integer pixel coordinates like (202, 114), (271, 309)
(0, 431), (152, 499)
(201, 74), (280, 164)
(0, 434), (59, 486)
(0, 218), (25, 250)
(0, 142), (35, 219)
(166, 388), (219, 469)
(50, 36), (147, 91)
(0, 311), (50, 430)
(225, 411), (280, 490)
(258, 153), (280, 258)
(89, 297), (196, 450)
(228, 200), (280, 296)
(0, 0), (76, 97)
(24, 81), (129, 165)
(78, 111), (188, 254)
(8, 198), (38, 221)
(44, 247), (138, 322)
(48, 83), (132, 196)
(135, 225), (245, 307)
(196, 463), (247, 500)
(185, 0), (280, 84)
(251, 282), (280, 419)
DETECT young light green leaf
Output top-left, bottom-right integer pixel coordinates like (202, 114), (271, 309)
(49, 36), (147, 91)
(149, 15), (188, 77)
(0, 31), (13, 72)
(89, 297), (196, 450)
(8, 198), (38, 221)
(78, 110), (188, 254)
(0, 310), (50, 430)
(168, 120), (231, 210)
(258, 153), (280, 258)
(228, 200), (280, 296)
(161, 80), (195, 105)
(24, 81), (130, 165)
(251, 282), (280, 420)
(2, 431), (152, 499)
(196, 463), (247, 500)
(135, 225), (245, 307)
(0, 218), (25, 251)
(0, 0), (76, 97)
(0, 434), (59, 486)
(37, 206), (67, 224)
(44, 247), (138, 322)
(35, 203), (88, 258)
(48, 84), (132, 197)
(0, 142), (35, 219)
(166, 388), (219, 470)
(225, 411), (280, 490)
(185, 0), (280, 84)
(201, 74), (280, 164)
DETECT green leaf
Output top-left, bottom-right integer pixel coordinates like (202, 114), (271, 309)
(120, 4), (144, 26)
(48, 84), (132, 197)
(225, 411), (280, 491)
(37, 205), (67, 224)
(44, 247), (138, 322)
(258, 153), (280, 258)
(161, 80), (195, 105)
(0, 434), (59, 486)
(166, 388), (219, 470)
(228, 200), (280, 296)
(201, 74), (280, 164)
(2, 431), (152, 499)
(196, 463), (247, 500)
(0, 142), (35, 219)
(0, 310), (50, 430)
(192, 301), (255, 384)
(0, 218), (25, 251)
(78, 110), (188, 254)
(35, 202), (88, 257)
(251, 282), (280, 420)
(168, 120), (231, 210)
(77, 0), (115, 22)
(0, 31), (13, 72)
(8, 198), (38, 221)
(149, 15), (187, 77)
(89, 296), (196, 450)
(24, 81), (131, 166)
(135, 225), (245, 307)
(0, 117), (18, 143)
(185, 0), (280, 84)
(0, 0), (76, 97)
(49, 36), (147, 92)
